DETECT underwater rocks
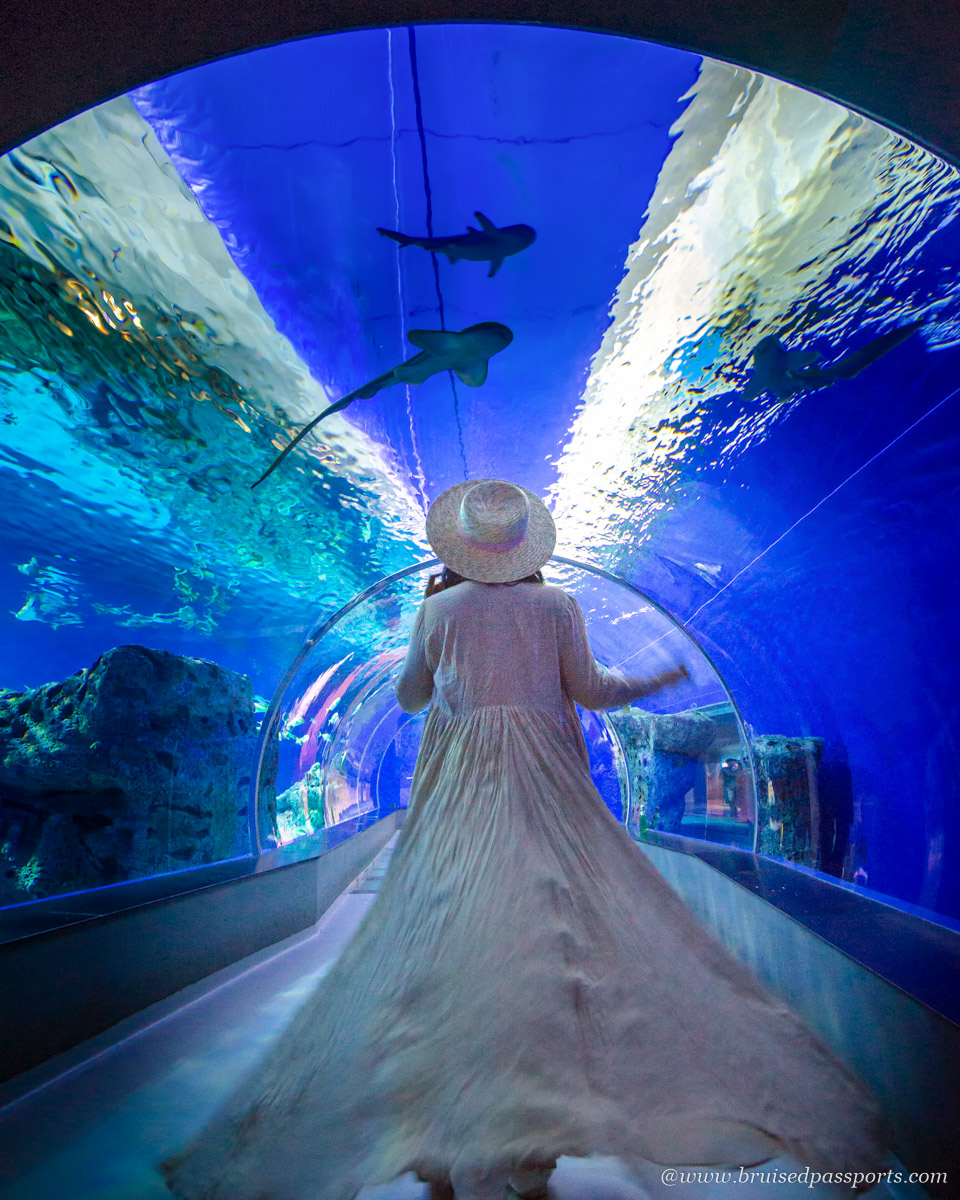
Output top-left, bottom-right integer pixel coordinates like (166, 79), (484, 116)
(608, 706), (822, 864)
(0, 645), (270, 903)
(275, 752), (375, 841)
(273, 752), (368, 841)
(752, 734), (823, 865)
(609, 705), (746, 836)
(275, 761), (324, 843)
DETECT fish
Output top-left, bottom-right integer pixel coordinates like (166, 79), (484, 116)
(251, 322), (514, 489)
(377, 211), (535, 278)
(658, 554), (723, 588)
(742, 321), (923, 401)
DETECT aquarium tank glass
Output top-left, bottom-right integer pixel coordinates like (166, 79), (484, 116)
(259, 557), (755, 850)
(1, 24), (958, 922)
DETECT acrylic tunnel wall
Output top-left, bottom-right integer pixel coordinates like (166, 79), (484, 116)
(1, 21), (960, 933)
(254, 557), (757, 853)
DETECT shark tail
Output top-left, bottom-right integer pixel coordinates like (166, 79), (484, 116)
(830, 320), (923, 381)
(377, 227), (415, 248)
(354, 371), (395, 400)
(250, 393), (358, 489)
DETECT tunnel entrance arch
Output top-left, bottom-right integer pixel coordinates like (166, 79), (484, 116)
(5, 6), (960, 169)
(251, 557), (759, 855)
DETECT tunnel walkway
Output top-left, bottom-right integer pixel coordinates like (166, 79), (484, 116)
(0, 837), (923, 1200)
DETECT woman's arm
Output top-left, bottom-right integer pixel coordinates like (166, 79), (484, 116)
(395, 603), (435, 713)
(558, 592), (688, 710)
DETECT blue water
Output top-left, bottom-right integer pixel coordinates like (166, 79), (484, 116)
(1, 24), (959, 917)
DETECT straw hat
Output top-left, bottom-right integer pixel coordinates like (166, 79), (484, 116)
(426, 479), (556, 583)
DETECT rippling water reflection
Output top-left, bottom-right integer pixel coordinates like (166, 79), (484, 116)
(4, 47), (954, 672)
(0, 98), (426, 667)
(550, 61), (960, 574)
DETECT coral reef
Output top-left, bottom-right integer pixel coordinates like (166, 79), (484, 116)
(0, 645), (265, 903)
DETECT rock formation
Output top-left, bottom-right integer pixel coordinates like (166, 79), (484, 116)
(752, 734), (823, 865)
(608, 705), (823, 864)
(609, 704), (747, 836)
(275, 761), (323, 843)
(0, 644), (267, 903)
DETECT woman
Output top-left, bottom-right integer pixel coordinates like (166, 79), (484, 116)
(163, 479), (887, 1200)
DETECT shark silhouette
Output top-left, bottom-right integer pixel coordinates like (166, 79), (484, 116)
(251, 322), (514, 489)
(743, 321), (922, 401)
(377, 212), (535, 278)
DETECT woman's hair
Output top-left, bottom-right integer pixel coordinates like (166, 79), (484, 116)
(425, 566), (544, 598)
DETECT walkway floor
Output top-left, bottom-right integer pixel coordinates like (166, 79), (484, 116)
(0, 838), (923, 1200)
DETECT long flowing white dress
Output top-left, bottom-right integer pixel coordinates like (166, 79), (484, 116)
(163, 581), (887, 1200)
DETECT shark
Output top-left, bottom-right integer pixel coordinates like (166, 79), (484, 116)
(377, 212), (535, 278)
(742, 321), (923, 400)
(659, 554), (723, 588)
(251, 322), (514, 489)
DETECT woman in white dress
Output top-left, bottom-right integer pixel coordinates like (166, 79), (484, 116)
(163, 479), (887, 1200)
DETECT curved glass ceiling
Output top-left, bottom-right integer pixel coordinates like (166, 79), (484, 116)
(2, 23), (959, 920)
(258, 557), (756, 853)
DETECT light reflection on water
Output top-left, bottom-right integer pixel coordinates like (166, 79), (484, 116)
(0, 97), (426, 673)
(550, 61), (960, 576)
(2, 49), (957, 673)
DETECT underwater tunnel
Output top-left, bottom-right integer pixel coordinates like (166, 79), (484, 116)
(1, 8), (959, 1199)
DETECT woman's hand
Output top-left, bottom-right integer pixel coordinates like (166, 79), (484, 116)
(663, 662), (690, 687)
(647, 663), (688, 693)
(623, 662), (690, 707)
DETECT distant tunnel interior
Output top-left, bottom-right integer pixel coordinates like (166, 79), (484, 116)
(256, 556), (756, 852)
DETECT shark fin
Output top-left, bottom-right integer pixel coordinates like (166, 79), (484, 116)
(407, 329), (462, 355)
(487, 256), (505, 279)
(467, 225), (481, 233)
(454, 360), (489, 387)
(474, 211), (497, 233)
(377, 227), (414, 248)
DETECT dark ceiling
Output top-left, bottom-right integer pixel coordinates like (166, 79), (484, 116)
(4, 0), (960, 163)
